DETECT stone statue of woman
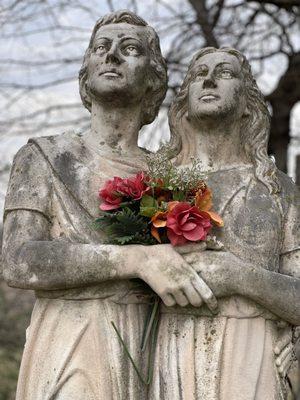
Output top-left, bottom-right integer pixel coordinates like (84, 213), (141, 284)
(2, 11), (223, 400)
(1, 10), (172, 399)
(146, 47), (300, 400)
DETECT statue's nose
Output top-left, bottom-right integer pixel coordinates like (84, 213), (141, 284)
(105, 44), (122, 64)
(202, 73), (217, 89)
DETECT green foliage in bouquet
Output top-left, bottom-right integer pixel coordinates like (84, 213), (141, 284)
(94, 207), (156, 245)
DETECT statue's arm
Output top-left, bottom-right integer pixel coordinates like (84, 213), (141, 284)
(2, 209), (147, 290)
(186, 249), (300, 325)
(2, 209), (218, 311)
(233, 254), (300, 325)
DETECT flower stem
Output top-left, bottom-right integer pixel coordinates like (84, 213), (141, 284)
(111, 297), (160, 385)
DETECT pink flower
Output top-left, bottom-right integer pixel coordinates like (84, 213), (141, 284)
(166, 202), (212, 246)
(99, 172), (149, 211)
(117, 172), (149, 200)
(99, 177), (124, 210)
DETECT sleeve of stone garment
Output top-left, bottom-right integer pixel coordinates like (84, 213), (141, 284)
(281, 183), (300, 255)
(3, 142), (52, 222)
(279, 180), (300, 277)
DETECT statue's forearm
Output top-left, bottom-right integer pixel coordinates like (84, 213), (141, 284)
(236, 266), (300, 326)
(3, 240), (142, 291)
(2, 210), (144, 290)
(187, 250), (300, 325)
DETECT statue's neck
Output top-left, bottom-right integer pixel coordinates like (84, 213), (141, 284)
(188, 117), (251, 172)
(85, 101), (145, 157)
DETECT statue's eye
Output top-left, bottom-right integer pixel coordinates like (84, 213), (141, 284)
(195, 70), (208, 80)
(95, 45), (107, 54)
(123, 45), (139, 56)
(218, 70), (234, 79)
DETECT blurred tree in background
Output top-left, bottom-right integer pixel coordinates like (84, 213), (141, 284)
(0, 0), (299, 169)
(0, 0), (299, 398)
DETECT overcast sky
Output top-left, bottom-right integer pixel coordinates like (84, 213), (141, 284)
(0, 0), (299, 217)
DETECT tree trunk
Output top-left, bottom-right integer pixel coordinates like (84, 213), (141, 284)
(268, 104), (290, 172)
(267, 52), (300, 172)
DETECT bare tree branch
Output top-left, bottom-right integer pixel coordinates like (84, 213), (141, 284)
(187, 0), (219, 47)
(248, 0), (300, 10)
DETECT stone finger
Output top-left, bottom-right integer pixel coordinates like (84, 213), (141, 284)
(162, 293), (176, 307)
(278, 352), (293, 378)
(172, 289), (189, 307)
(192, 276), (218, 313)
(182, 283), (203, 307)
(275, 343), (293, 366)
(278, 352), (294, 377)
(274, 333), (292, 355)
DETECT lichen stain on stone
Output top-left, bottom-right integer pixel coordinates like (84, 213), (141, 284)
(54, 151), (81, 190)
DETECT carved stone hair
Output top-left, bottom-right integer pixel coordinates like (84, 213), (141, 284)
(79, 10), (167, 127)
(168, 47), (280, 194)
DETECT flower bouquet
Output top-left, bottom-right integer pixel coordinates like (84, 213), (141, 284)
(94, 153), (223, 247)
(94, 151), (224, 385)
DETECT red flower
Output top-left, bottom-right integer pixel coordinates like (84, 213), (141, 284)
(166, 202), (212, 246)
(117, 172), (149, 200)
(99, 172), (149, 211)
(99, 177), (124, 211)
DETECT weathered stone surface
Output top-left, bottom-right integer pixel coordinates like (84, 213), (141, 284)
(1, 12), (300, 400)
(162, 47), (300, 399)
(0, 226), (34, 400)
(1, 10), (168, 400)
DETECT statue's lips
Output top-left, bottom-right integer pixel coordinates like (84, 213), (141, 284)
(199, 93), (220, 102)
(98, 70), (123, 78)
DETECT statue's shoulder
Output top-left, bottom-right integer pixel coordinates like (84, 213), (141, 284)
(276, 170), (300, 212)
(277, 170), (299, 196)
(29, 130), (79, 153)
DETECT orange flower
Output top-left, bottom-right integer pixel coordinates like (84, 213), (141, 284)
(201, 210), (224, 227)
(151, 211), (168, 243)
(195, 187), (213, 211)
(195, 187), (224, 227)
(150, 202), (179, 242)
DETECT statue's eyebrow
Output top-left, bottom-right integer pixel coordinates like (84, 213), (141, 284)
(94, 36), (111, 43)
(93, 36), (143, 46)
(196, 62), (234, 69)
(196, 64), (208, 69)
(119, 36), (143, 45)
(214, 62), (234, 68)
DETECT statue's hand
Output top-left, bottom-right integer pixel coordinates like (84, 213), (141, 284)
(180, 251), (241, 298)
(274, 324), (299, 378)
(138, 244), (218, 312)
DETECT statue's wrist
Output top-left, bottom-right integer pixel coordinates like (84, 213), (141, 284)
(124, 245), (149, 280)
(233, 263), (254, 297)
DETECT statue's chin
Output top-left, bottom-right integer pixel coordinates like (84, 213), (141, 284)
(89, 81), (143, 107)
(188, 108), (232, 125)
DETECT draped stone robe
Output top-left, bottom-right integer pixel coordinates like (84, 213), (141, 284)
(148, 165), (300, 400)
(3, 131), (300, 400)
(4, 131), (153, 400)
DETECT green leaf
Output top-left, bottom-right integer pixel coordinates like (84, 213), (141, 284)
(173, 191), (185, 201)
(140, 195), (157, 208)
(140, 195), (158, 217)
(140, 207), (157, 218)
(93, 207), (158, 245)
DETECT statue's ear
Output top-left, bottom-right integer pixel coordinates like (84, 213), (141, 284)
(243, 106), (251, 118)
(79, 67), (92, 112)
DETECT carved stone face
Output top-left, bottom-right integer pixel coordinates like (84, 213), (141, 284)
(187, 52), (247, 122)
(86, 22), (151, 105)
